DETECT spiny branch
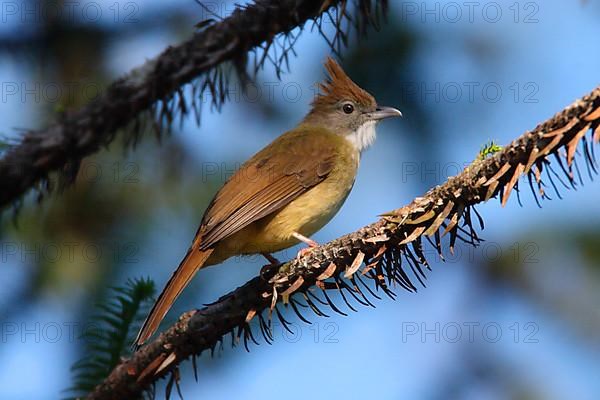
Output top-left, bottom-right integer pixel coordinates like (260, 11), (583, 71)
(86, 86), (600, 399)
(0, 0), (388, 212)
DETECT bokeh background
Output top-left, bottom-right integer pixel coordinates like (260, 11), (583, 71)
(1, 1), (600, 399)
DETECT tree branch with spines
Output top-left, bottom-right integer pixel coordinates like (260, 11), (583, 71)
(86, 86), (600, 400)
(0, 0), (388, 212)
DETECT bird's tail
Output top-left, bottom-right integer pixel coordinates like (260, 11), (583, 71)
(135, 247), (214, 346)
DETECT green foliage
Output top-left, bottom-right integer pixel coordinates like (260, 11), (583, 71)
(65, 277), (155, 399)
(477, 140), (503, 160)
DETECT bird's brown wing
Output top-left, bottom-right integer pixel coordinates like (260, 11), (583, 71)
(199, 129), (337, 249)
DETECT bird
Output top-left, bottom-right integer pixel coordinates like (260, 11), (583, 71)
(135, 57), (402, 345)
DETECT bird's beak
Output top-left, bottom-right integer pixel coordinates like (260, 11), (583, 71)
(369, 106), (403, 121)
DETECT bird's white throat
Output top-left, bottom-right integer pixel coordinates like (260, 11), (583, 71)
(346, 120), (377, 152)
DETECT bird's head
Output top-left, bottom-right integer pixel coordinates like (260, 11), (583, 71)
(303, 57), (402, 152)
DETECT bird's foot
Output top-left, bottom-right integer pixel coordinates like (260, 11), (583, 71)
(292, 232), (319, 260)
(296, 247), (314, 258)
(260, 253), (282, 281)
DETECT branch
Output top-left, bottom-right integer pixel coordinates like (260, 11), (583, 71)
(86, 86), (600, 399)
(0, 0), (388, 211)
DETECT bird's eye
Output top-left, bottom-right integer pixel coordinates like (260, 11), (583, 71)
(342, 103), (354, 114)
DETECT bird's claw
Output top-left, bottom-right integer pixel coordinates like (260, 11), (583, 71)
(295, 247), (314, 259)
(260, 258), (282, 281)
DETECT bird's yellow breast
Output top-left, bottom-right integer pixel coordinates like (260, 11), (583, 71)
(253, 153), (358, 249)
(209, 133), (359, 262)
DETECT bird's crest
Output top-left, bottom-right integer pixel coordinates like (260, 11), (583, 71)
(312, 57), (375, 108)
